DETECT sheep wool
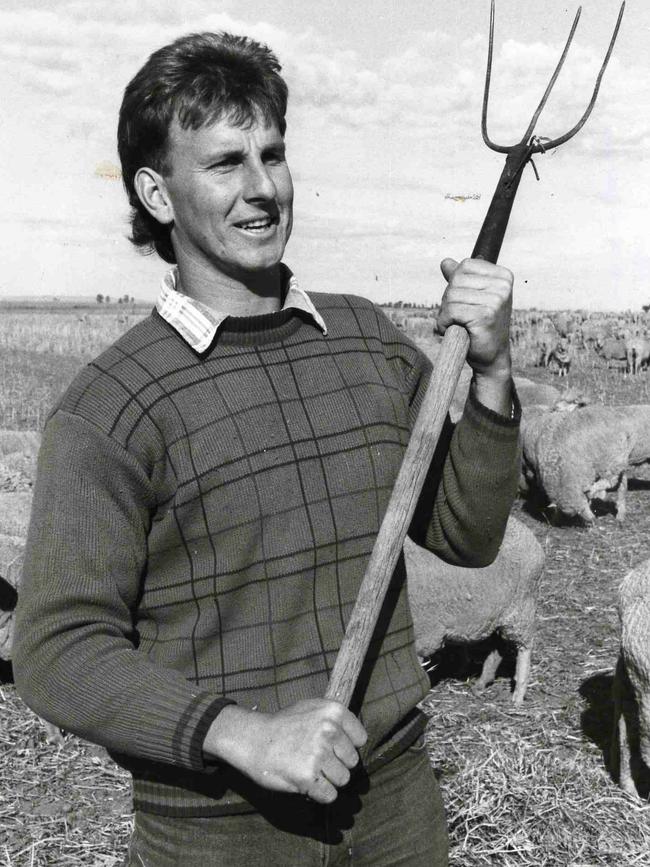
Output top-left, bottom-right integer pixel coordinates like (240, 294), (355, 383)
(405, 516), (544, 705)
(613, 558), (650, 796)
(521, 403), (650, 523)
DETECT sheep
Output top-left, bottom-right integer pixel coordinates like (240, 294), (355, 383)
(1, 476), (65, 745)
(405, 516), (545, 705)
(626, 335), (650, 375)
(580, 321), (608, 349)
(514, 377), (562, 408)
(537, 336), (555, 369)
(0, 535), (22, 660)
(551, 312), (572, 339)
(0, 576), (18, 661)
(449, 367), (561, 422)
(595, 337), (629, 373)
(611, 558), (650, 796)
(0, 533), (64, 746)
(521, 403), (650, 524)
(546, 338), (571, 377)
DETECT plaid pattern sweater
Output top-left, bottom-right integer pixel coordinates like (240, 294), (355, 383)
(14, 292), (520, 816)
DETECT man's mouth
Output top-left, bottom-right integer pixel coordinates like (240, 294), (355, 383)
(235, 216), (277, 233)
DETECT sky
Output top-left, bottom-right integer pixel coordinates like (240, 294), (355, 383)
(1, 0), (648, 311)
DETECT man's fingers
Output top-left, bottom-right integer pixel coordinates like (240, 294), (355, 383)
(338, 710), (367, 749)
(321, 755), (352, 788)
(306, 773), (338, 804)
(443, 257), (513, 282)
(441, 289), (510, 316)
(440, 257), (459, 282)
(332, 737), (360, 770)
(445, 282), (511, 304)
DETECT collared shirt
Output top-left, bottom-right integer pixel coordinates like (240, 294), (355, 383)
(156, 265), (328, 353)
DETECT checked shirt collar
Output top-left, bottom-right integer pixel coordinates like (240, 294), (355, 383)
(156, 265), (327, 353)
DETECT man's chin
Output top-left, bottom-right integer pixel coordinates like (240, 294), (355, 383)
(233, 248), (287, 277)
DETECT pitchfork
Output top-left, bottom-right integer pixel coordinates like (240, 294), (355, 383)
(326, 1), (625, 711)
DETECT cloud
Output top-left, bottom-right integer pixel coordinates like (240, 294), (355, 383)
(4, 2), (642, 159)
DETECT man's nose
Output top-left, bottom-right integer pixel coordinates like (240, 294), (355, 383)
(242, 160), (276, 200)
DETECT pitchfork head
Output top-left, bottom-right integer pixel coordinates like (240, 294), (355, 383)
(482, 1), (625, 157)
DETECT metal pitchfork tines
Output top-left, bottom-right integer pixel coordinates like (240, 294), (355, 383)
(474, 0), (626, 263)
(325, 0), (625, 715)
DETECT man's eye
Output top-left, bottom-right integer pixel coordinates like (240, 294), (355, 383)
(211, 158), (239, 170)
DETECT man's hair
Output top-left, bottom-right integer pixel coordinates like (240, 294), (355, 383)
(117, 32), (289, 263)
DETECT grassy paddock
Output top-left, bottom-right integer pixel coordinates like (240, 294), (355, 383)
(0, 308), (149, 430)
(2, 305), (650, 864)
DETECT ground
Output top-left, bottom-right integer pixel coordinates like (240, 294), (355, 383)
(2, 307), (650, 865)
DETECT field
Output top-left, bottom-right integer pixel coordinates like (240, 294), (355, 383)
(2, 303), (650, 865)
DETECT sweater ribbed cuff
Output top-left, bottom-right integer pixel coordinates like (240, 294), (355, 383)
(166, 692), (237, 772)
(192, 698), (238, 771)
(465, 378), (521, 434)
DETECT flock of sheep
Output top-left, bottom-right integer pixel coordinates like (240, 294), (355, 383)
(521, 308), (650, 378)
(2, 348), (650, 798)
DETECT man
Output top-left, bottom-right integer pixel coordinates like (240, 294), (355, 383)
(14, 32), (520, 866)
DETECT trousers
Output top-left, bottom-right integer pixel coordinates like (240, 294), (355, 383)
(125, 735), (449, 866)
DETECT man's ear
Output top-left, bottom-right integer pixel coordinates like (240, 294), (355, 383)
(134, 167), (174, 225)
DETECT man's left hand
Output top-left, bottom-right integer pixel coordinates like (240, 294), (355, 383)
(436, 257), (514, 415)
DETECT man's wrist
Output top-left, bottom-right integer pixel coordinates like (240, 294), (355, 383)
(471, 367), (513, 417)
(202, 704), (256, 768)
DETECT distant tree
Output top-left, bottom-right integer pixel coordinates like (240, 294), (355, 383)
(123, 293), (130, 304)
(105, 295), (111, 304)
(643, 303), (650, 313)
(118, 297), (123, 305)
(96, 293), (103, 304)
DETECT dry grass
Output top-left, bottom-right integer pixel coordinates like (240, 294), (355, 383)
(0, 309), (147, 359)
(0, 307), (148, 431)
(3, 305), (650, 864)
(427, 701), (650, 865)
(0, 684), (132, 867)
(417, 369), (650, 864)
(418, 478), (650, 865)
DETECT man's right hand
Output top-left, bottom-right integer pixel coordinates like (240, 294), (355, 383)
(202, 699), (368, 804)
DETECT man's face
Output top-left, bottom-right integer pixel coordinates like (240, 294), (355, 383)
(160, 112), (293, 282)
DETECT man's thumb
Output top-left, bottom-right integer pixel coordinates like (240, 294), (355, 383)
(440, 257), (459, 282)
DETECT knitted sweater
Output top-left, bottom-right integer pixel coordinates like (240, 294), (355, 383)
(14, 292), (520, 816)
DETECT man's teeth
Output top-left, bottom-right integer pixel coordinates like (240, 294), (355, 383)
(239, 219), (273, 230)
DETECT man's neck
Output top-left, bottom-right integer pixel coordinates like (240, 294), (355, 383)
(175, 258), (283, 317)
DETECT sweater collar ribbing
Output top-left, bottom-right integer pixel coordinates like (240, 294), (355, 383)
(156, 264), (327, 352)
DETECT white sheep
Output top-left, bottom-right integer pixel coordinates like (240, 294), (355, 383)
(546, 338), (571, 377)
(521, 403), (650, 524)
(0, 534), (22, 660)
(612, 558), (650, 796)
(595, 337), (629, 373)
(405, 516), (545, 705)
(0, 533), (65, 746)
(0, 438), (64, 745)
(625, 335), (650, 375)
(449, 366), (560, 422)
(0, 495), (34, 657)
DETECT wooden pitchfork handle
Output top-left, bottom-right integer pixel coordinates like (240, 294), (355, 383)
(324, 152), (522, 709)
(325, 0), (624, 710)
(323, 212), (508, 708)
(324, 321), (470, 708)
